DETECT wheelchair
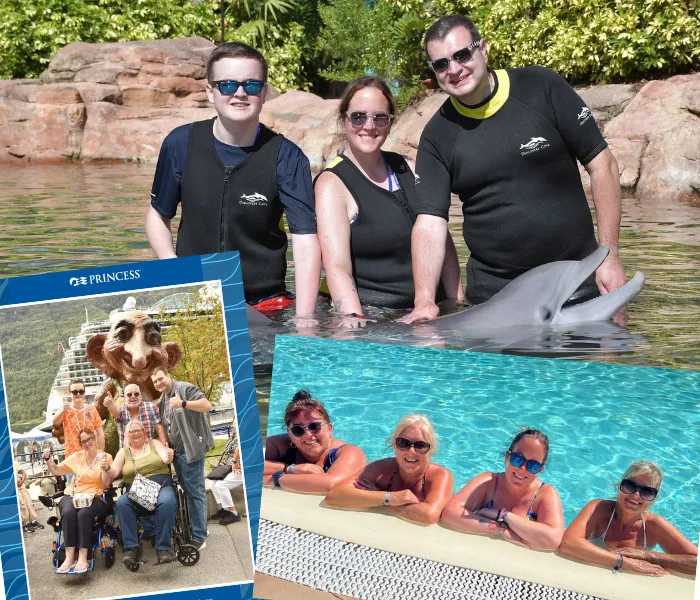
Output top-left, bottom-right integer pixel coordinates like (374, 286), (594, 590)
(117, 474), (200, 572)
(39, 488), (119, 574)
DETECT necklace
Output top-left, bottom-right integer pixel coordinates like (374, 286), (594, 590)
(130, 443), (150, 461)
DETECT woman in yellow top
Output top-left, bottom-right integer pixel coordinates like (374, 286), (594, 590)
(101, 420), (176, 567)
(43, 427), (114, 574)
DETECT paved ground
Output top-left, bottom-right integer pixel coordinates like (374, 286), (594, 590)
(253, 573), (357, 600)
(22, 499), (254, 600)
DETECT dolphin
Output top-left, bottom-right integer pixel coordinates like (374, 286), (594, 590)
(434, 246), (644, 331)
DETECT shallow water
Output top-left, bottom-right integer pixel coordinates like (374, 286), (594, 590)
(0, 163), (698, 371)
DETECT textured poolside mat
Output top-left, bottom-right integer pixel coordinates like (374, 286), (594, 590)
(257, 519), (604, 600)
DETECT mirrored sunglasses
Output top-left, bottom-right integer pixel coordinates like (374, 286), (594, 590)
(395, 437), (431, 454)
(619, 478), (658, 501)
(428, 40), (481, 74)
(212, 79), (265, 96)
(346, 111), (393, 129)
(288, 421), (326, 437)
(508, 451), (543, 474)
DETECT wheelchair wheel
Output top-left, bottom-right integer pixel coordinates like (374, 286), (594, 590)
(102, 547), (115, 570)
(176, 544), (200, 567)
(54, 546), (66, 567)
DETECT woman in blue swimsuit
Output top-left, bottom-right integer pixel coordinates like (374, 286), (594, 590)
(264, 390), (366, 494)
(441, 429), (564, 550)
(560, 461), (697, 576)
(325, 414), (453, 525)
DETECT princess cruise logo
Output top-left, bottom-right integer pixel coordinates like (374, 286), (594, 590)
(69, 277), (88, 286)
(520, 137), (550, 156)
(69, 270), (141, 287)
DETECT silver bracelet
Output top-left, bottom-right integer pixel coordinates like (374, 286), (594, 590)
(612, 553), (623, 573)
(287, 463), (296, 474)
(384, 491), (390, 506)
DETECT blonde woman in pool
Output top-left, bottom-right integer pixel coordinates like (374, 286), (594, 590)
(560, 460), (697, 576)
(441, 429), (564, 550)
(325, 414), (453, 525)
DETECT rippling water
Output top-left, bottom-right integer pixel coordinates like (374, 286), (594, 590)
(0, 163), (698, 373)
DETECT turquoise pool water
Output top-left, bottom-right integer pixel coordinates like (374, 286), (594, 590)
(270, 336), (700, 545)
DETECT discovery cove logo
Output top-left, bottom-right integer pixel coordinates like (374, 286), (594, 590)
(577, 106), (592, 125)
(69, 269), (141, 287)
(520, 136), (550, 156)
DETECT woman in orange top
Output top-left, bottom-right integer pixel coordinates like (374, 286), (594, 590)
(44, 427), (113, 574)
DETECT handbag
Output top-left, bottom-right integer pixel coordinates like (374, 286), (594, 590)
(72, 492), (95, 509)
(128, 472), (162, 511)
(207, 464), (232, 481)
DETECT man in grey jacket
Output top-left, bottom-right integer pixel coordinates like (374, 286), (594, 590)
(151, 367), (214, 551)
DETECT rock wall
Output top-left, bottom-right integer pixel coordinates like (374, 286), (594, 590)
(0, 38), (697, 204)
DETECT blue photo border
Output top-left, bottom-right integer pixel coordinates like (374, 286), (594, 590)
(0, 252), (262, 600)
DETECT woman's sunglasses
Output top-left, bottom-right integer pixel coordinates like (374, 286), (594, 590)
(345, 111), (393, 129)
(619, 478), (658, 501)
(212, 79), (265, 96)
(507, 451), (543, 474)
(70, 389), (86, 395)
(428, 40), (481, 74)
(288, 421), (326, 437)
(395, 437), (431, 454)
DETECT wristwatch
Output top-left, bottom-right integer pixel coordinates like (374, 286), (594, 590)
(181, 399), (187, 409)
(272, 470), (285, 488)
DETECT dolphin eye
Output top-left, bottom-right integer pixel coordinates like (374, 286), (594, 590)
(542, 308), (553, 322)
(114, 328), (132, 342)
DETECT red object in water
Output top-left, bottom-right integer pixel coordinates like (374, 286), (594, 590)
(251, 295), (293, 314)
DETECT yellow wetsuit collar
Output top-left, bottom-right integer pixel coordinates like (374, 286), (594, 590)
(450, 69), (510, 119)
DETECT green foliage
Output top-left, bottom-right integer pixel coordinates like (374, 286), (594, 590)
(0, 0), (218, 79)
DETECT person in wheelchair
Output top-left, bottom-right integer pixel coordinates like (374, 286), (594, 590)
(43, 428), (114, 574)
(101, 419), (177, 567)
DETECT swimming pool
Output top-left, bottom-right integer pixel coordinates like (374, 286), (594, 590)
(269, 336), (700, 544)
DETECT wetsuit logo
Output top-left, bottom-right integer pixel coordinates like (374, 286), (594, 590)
(577, 107), (592, 125)
(240, 192), (268, 206)
(69, 277), (88, 286)
(414, 173), (422, 185)
(519, 137), (550, 156)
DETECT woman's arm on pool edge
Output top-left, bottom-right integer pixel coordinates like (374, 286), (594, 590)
(499, 484), (564, 550)
(315, 172), (364, 319)
(264, 434), (292, 476)
(440, 472), (503, 535)
(388, 464), (454, 525)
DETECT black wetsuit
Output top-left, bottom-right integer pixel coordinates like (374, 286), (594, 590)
(415, 67), (606, 304)
(317, 152), (420, 309)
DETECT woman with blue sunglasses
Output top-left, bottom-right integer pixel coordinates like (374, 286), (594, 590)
(263, 390), (366, 494)
(560, 461), (697, 576)
(441, 429), (564, 550)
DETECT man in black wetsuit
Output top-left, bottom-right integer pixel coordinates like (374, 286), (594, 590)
(402, 15), (627, 323)
(145, 42), (320, 325)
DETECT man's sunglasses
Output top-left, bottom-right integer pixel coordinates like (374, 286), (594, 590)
(507, 451), (543, 474)
(212, 79), (265, 96)
(619, 478), (658, 501)
(395, 437), (431, 454)
(126, 392), (141, 398)
(70, 389), (86, 395)
(288, 421), (326, 437)
(80, 437), (95, 446)
(428, 40), (481, 74)
(345, 111), (393, 129)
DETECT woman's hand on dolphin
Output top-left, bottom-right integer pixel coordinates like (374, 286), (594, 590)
(398, 301), (440, 324)
(595, 253), (626, 295)
(334, 313), (377, 329)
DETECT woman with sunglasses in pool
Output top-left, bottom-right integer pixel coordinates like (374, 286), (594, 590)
(314, 76), (462, 328)
(263, 390), (366, 493)
(441, 429), (563, 550)
(325, 414), (453, 525)
(560, 461), (697, 576)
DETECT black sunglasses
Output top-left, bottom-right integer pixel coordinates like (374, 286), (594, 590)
(212, 79), (265, 96)
(507, 451), (543, 474)
(395, 437), (431, 454)
(126, 392), (141, 398)
(70, 389), (86, 395)
(428, 40), (481, 74)
(619, 478), (658, 501)
(346, 111), (393, 129)
(288, 421), (326, 437)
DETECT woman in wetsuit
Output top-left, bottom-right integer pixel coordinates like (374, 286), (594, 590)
(441, 429), (563, 550)
(314, 76), (462, 327)
(263, 390), (366, 494)
(325, 414), (453, 525)
(560, 460), (697, 576)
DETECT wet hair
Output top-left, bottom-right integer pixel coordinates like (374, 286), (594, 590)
(77, 428), (95, 442)
(621, 460), (663, 491)
(508, 428), (550, 466)
(206, 42), (268, 83)
(283, 390), (331, 427)
(387, 414), (438, 456)
(424, 15), (481, 52)
(68, 379), (85, 391)
(337, 76), (398, 124)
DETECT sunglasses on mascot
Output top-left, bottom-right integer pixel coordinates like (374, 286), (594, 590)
(507, 451), (543, 474)
(395, 437), (431, 454)
(346, 111), (393, 129)
(70, 389), (86, 395)
(619, 478), (658, 501)
(428, 40), (481, 74)
(288, 421), (326, 437)
(212, 79), (265, 96)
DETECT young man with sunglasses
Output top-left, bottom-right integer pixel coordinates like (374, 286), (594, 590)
(151, 367), (213, 551)
(52, 379), (105, 459)
(402, 15), (627, 323)
(103, 383), (166, 448)
(146, 42), (321, 324)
